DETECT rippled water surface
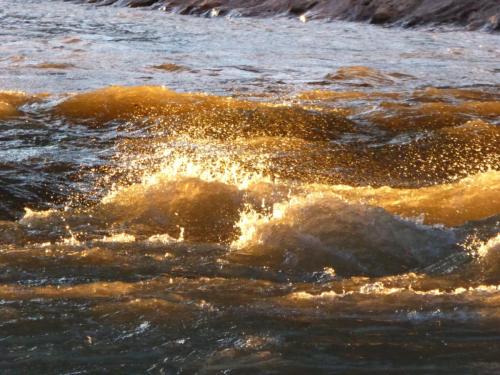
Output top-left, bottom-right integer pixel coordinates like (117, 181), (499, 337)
(0, 0), (499, 373)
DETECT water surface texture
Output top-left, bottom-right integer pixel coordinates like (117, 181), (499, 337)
(0, 0), (499, 373)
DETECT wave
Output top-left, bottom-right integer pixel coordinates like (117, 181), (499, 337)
(12, 142), (498, 277)
(54, 86), (353, 141)
(40, 85), (498, 189)
(0, 91), (33, 118)
(466, 234), (500, 282)
(231, 191), (464, 277)
(1, 84), (498, 278)
(324, 170), (500, 227)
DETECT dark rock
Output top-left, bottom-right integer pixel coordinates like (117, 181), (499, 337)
(73, 0), (500, 31)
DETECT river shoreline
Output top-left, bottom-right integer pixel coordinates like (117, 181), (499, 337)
(79, 0), (500, 31)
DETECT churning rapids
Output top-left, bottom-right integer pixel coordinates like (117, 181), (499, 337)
(0, 0), (499, 373)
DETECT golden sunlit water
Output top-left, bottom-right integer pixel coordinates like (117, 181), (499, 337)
(0, 0), (499, 373)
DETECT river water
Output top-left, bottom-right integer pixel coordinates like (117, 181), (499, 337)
(0, 0), (499, 373)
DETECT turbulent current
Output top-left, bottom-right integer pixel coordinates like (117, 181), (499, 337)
(0, 0), (499, 373)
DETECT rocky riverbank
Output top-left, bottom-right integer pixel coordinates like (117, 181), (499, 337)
(80, 0), (500, 30)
